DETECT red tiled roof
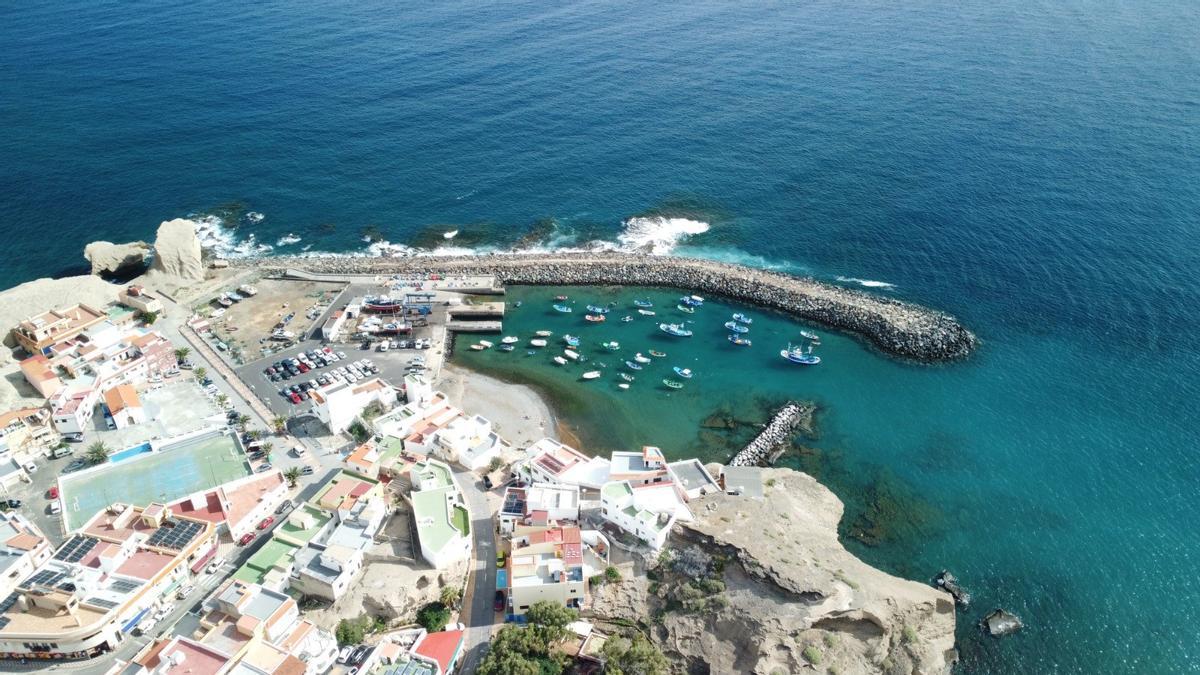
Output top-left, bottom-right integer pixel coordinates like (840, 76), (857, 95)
(415, 630), (463, 674)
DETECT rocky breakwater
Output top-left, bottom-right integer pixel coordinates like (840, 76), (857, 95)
(590, 467), (958, 674)
(730, 400), (810, 466)
(253, 252), (976, 362)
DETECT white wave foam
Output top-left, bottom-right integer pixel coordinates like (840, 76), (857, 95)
(276, 233), (303, 246)
(836, 276), (896, 289)
(191, 214), (273, 258)
(245, 211), (265, 224)
(616, 216), (710, 255)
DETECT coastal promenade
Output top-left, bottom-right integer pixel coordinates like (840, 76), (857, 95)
(241, 252), (976, 362)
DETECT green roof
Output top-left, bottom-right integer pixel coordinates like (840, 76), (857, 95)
(412, 487), (468, 554)
(233, 538), (299, 584)
(276, 504), (331, 545)
(413, 460), (453, 489)
(603, 481), (632, 501)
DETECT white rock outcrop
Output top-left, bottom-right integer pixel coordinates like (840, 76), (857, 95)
(147, 218), (205, 283)
(83, 240), (150, 275)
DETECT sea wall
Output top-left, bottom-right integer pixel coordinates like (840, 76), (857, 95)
(730, 401), (807, 466)
(242, 252), (977, 362)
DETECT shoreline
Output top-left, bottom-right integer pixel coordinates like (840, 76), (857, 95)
(439, 362), (568, 448)
(239, 251), (977, 363)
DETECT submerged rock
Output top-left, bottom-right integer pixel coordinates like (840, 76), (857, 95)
(933, 569), (972, 607)
(83, 240), (150, 276)
(982, 609), (1023, 637)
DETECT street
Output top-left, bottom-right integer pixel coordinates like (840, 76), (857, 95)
(454, 467), (500, 674)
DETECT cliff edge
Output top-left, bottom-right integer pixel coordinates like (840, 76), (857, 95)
(591, 467), (956, 674)
(83, 240), (150, 276)
(146, 218), (205, 284)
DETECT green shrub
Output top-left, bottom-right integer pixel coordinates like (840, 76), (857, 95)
(604, 566), (622, 583)
(802, 646), (822, 665)
(589, 574), (605, 587)
(902, 624), (919, 644)
(416, 602), (451, 632)
(335, 616), (372, 645)
(697, 578), (725, 594)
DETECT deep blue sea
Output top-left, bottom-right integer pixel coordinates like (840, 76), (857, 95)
(2, 1), (1198, 671)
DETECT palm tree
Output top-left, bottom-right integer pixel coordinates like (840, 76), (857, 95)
(85, 441), (110, 465)
(283, 467), (301, 488)
(194, 366), (208, 381)
(247, 429), (264, 441)
(236, 414), (251, 428)
(439, 585), (461, 609)
(215, 393), (229, 407)
(272, 415), (288, 435)
(261, 441), (274, 463)
(174, 347), (191, 363)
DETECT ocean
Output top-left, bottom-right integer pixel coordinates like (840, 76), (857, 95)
(2, 1), (1198, 671)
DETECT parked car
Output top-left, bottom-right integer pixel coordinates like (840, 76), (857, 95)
(300, 466), (314, 476)
(256, 463), (273, 472)
(257, 516), (275, 530)
(337, 646), (354, 664)
(276, 500), (294, 515)
(206, 557), (225, 574)
(238, 532), (255, 546)
(350, 646), (369, 665)
(136, 618), (157, 636)
(47, 486), (59, 500)
(64, 433), (84, 443)
(177, 583), (195, 599)
(289, 392), (302, 404)
(63, 458), (87, 474)
(3, 499), (21, 510)
(494, 590), (507, 612)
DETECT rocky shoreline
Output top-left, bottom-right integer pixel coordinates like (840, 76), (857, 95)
(239, 252), (977, 363)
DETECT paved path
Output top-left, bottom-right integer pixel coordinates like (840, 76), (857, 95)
(454, 468), (498, 674)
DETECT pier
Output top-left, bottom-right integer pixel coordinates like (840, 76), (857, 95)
(730, 401), (807, 467)
(445, 320), (503, 333)
(447, 302), (506, 318)
(248, 251), (977, 363)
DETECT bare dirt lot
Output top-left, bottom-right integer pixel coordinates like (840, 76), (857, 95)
(204, 279), (345, 359)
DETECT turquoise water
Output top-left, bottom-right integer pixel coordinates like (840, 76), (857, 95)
(3, 1), (1198, 671)
(109, 442), (152, 464)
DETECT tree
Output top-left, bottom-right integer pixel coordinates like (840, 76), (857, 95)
(524, 601), (577, 648)
(272, 415), (288, 434)
(174, 347), (191, 363)
(260, 441), (274, 463)
(247, 429), (264, 441)
(235, 414), (251, 429)
(215, 394), (229, 407)
(605, 566), (622, 583)
(85, 442), (110, 465)
(486, 456), (505, 474)
(601, 632), (670, 675)
(136, 310), (159, 325)
(347, 421), (370, 443)
(284, 467), (301, 488)
(477, 601), (578, 675)
(194, 366), (208, 381)
(335, 616), (371, 645)
(439, 585), (461, 609)
(416, 602), (451, 632)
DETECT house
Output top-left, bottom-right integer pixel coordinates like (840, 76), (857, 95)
(498, 482), (581, 534)
(521, 438), (611, 490)
(506, 524), (608, 616)
(289, 472), (386, 601)
(0, 408), (56, 462)
(320, 310), (346, 342)
(309, 377), (398, 435)
(667, 459), (721, 499)
(49, 385), (101, 435)
(21, 326), (177, 407)
(117, 286), (164, 315)
(18, 354), (63, 398)
(409, 460), (471, 569)
(11, 303), (108, 355)
(404, 372), (433, 406)
(359, 628), (464, 675)
(600, 480), (693, 550)
(103, 384), (145, 429)
(719, 465), (764, 500)
(372, 393), (508, 471)
(0, 503), (217, 661)
(167, 470), (289, 544)
(0, 512), (53, 600)
(609, 446), (670, 486)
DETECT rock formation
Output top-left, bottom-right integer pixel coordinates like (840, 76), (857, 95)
(590, 467), (957, 674)
(83, 240), (150, 276)
(147, 218), (205, 283)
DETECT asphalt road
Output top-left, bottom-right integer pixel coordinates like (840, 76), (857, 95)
(454, 468), (500, 674)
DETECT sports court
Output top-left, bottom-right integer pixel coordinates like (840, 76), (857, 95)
(60, 431), (251, 531)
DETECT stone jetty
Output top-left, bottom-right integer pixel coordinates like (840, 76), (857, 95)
(730, 401), (808, 466)
(245, 251), (977, 362)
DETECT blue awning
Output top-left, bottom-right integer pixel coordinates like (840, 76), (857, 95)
(121, 607), (151, 633)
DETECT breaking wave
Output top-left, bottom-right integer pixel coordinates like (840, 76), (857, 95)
(192, 214), (273, 258)
(275, 233), (303, 246)
(836, 276), (896, 289)
(615, 216), (710, 255)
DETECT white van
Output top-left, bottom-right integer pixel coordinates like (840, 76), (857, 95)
(22, 461), (37, 474)
(49, 502), (62, 515)
(292, 445), (306, 457)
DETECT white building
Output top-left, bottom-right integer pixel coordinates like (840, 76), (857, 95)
(667, 459), (721, 499)
(403, 372), (433, 406)
(49, 385), (101, 434)
(506, 523), (608, 616)
(103, 384), (145, 429)
(309, 377), (398, 434)
(0, 512), (53, 600)
(609, 446), (670, 486)
(522, 438), (611, 490)
(373, 391), (509, 471)
(600, 480), (693, 550)
(168, 470), (290, 544)
(290, 478), (387, 601)
(409, 459), (471, 569)
(498, 482), (581, 534)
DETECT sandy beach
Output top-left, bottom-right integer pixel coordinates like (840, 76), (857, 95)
(440, 362), (577, 450)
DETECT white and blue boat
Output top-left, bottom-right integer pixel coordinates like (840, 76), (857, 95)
(672, 366), (693, 379)
(563, 334), (581, 347)
(553, 304), (573, 313)
(601, 341), (620, 351)
(800, 330), (820, 341)
(679, 295), (705, 307)
(633, 299), (653, 308)
(728, 334), (752, 346)
(625, 360), (644, 371)
(634, 353), (651, 364)
(586, 304), (610, 314)
(725, 321), (750, 334)
(732, 313), (753, 325)
(780, 343), (820, 365)
(658, 323), (693, 337)
(677, 304), (696, 314)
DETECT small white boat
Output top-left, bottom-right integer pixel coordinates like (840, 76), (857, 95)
(581, 371), (601, 380)
(478, 340), (494, 349)
(530, 339), (548, 347)
(634, 353), (651, 364)
(564, 349), (580, 361)
(443, 229), (459, 239)
(553, 356), (568, 365)
(535, 330), (553, 337)
(501, 336), (519, 344)
(469, 344), (486, 351)
(637, 309), (656, 316)
(618, 383), (630, 390)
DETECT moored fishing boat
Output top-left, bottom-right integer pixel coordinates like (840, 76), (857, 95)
(563, 334), (581, 347)
(624, 360), (643, 371)
(634, 353), (651, 364)
(501, 336), (519, 344)
(662, 378), (685, 389)
(677, 304), (695, 314)
(601, 341), (620, 350)
(658, 323), (693, 337)
(498, 344), (515, 352)
(581, 371), (601, 380)
(564, 349), (580, 360)
(620, 373), (635, 382)
(673, 367), (693, 379)
(618, 383), (630, 390)
(728, 334), (752, 346)
(800, 330), (820, 340)
(679, 295), (704, 307)
(553, 356), (568, 365)
(553, 304), (573, 313)
(637, 309), (656, 316)
(584, 314), (607, 323)
(469, 344), (486, 351)
(585, 305), (610, 314)
(732, 313), (753, 325)
(554, 295), (569, 301)
(530, 339), (548, 347)
(363, 295), (403, 313)
(780, 343), (821, 365)
(725, 321), (750, 333)
(649, 350), (667, 358)
(478, 340), (494, 349)
(535, 330), (553, 337)
(633, 299), (653, 308)
(621, 316), (634, 322)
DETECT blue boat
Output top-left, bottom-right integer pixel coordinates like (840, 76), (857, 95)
(725, 321), (750, 333)
(728, 334), (752, 346)
(658, 323), (693, 337)
(563, 334), (581, 347)
(633, 299), (653, 308)
(601, 341), (620, 350)
(553, 304), (573, 313)
(780, 343), (820, 365)
(586, 305), (610, 314)
(672, 366), (693, 379)
(732, 313), (753, 325)
(625, 360), (644, 371)
(679, 295), (705, 307)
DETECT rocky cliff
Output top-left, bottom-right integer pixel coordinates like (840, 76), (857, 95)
(83, 240), (150, 276)
(590, 467), (957, 674)
(146, 218), (205, 283)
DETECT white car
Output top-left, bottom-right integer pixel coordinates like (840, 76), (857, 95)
(137, 618), (157, 636)
(206, 557), (225, 574)
(337, 646), (354, 664)
(153, 604), (173, 621)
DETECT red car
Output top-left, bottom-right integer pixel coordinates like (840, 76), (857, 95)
(297, 362), (310, 373)
(48, 486), (59, 500)
(257, 516), (275, 530)
(238, 532), (256, 546)
(289, 392), (302, 404)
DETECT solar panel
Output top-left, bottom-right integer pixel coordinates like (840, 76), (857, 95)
(23, 569), (67, 589)
(109, 578), (143, 594)
(0, 617), (9, 630)
(145, 519), (203, 550)
(0, 593), (17, 613)
(85, 597), (119, 609)
(54, 535), (100, 563)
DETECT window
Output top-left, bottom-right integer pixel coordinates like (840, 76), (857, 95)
(519, 605), (529, 611)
